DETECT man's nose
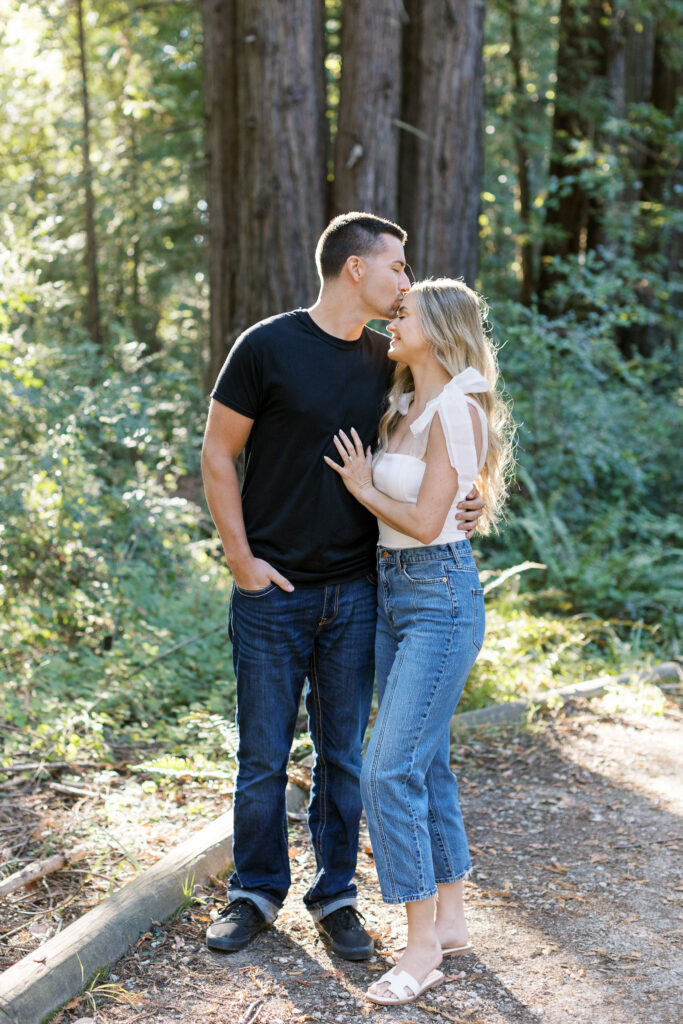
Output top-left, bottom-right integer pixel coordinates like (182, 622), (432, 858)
(399, 273), (410, 293)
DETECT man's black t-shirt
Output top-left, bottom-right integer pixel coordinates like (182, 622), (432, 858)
(211, 310), (393, 586)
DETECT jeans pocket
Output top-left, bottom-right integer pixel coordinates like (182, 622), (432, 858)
(472, 587), (485, 650)
(234, 583), (277, 598)
(401, 561), (449, 584)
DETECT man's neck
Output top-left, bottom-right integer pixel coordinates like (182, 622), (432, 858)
(307, 293), (373, 341)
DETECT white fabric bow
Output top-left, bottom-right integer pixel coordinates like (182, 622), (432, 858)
(409, 367), (489, 480)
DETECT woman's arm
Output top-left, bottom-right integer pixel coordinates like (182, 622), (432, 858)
(324, 416), (459, 545)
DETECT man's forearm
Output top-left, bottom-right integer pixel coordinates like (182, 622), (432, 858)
(201, 451), (254, 574)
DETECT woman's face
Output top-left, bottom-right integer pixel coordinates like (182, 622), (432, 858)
(386, 291), (429, 364)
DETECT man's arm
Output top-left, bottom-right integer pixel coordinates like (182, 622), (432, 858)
(455, 488), (485, 539)
(201, 400), (293, 591)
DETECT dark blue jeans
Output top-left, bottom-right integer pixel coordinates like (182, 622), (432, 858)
(227, 576), (376, 922)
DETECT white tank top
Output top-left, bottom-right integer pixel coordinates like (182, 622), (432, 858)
(373, 367), (489, 549)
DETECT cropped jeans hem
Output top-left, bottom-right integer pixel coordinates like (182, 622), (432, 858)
(378, 865), (472, 906)
(435, 864), (473, 886)
(381, 887), (438, 906)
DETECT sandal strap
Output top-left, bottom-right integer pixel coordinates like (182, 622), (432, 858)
(384, 968), (419, 999)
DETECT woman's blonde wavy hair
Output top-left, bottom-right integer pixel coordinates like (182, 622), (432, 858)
(378, 278), (515, 533)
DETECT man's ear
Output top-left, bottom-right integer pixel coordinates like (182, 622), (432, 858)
(345, 255), (364, 282)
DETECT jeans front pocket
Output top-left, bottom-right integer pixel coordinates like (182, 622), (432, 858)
(472, 587), (485, 650)
(400, 561), (449, 585)
(234, 583), (277, 598)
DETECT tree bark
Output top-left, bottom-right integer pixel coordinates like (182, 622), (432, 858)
(588, 5), (656, 252)
(506, 0), (534, 304)
(75, 0), (102, 349)
(331, 0), (403, 219)
(202, 0), (327, 388)
(398, 0), (486, 284)
(627, 12), (681, 356)
(538, 0), (607, 303)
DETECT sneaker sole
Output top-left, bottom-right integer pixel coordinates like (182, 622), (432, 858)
(206, 924), (268, 953)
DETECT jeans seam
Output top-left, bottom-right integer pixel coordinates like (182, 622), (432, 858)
(365, 640), (409, 901)
(472, 587), (484, 650)
(405, 666), (449, 896)
(403, 592), (457, 899)
(428, 804), (453, 878)
(308, 646), (328, 869)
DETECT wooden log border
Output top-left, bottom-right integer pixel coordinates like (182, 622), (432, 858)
(0, 811), (236, 1024)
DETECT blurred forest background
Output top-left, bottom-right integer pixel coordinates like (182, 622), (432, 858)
(1, 0), (681, 772)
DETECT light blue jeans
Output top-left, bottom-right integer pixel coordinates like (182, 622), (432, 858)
(361, 542), (484, 904)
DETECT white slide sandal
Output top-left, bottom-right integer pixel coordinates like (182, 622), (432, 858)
(365, 966), (445, 1005)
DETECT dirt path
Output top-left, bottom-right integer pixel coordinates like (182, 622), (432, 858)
(54, 699), (682, 1024)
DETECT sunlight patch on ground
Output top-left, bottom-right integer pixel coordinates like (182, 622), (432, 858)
(557, 712), (683, 816)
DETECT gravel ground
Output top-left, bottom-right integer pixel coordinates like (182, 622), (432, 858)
(28, 696), (683, 1023)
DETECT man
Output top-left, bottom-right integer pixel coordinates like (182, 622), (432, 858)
(201, 213), (483, 960)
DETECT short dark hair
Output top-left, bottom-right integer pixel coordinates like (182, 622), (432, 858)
(315, 212), (407, 281)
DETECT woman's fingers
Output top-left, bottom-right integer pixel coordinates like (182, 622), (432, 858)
(350, 427), (365, 456)
(330, 429), (366, 471)
(323, 454), (343, 475)
(333, 434), (350, 461)
(337, 429), (358, 458)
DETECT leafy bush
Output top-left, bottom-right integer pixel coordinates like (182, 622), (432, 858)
(487, 278), (682, 652)
(0, 232), (233, 761)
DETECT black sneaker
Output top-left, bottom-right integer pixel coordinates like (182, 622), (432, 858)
(315, 905), (374, 961)
(206, 897), (268, 952)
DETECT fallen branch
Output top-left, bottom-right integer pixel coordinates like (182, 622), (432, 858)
(48, 782), (100, 799)
(480, 560), (546, 595)
(0, 847), (86, 898)
(1, 760), (100, 775)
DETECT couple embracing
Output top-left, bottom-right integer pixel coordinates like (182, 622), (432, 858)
(201, 212), (512, 1006)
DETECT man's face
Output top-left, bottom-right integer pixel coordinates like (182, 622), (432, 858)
(360, 234), (411, 320)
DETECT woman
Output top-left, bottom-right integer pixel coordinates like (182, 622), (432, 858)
(324, 278), (513, 1006)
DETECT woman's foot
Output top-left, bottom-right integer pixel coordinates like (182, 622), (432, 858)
(368, 942), (442, 1003)
(435, 922), (472, 954)
(435, 880), (471, 953)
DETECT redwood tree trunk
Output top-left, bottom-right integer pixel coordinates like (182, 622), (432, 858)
(332, 0), (403, 219)
(507, 0), (534, 305)
(75, 0), (102, 350)
(398, 0), (485, 284)
(202, 0), (327, 388)
(538, 0), (607, 300)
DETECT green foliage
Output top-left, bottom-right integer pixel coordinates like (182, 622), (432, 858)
(484, 284), (682, 652)
(594, 680), (669, 717)
(0, 235), (232, 763)
(0, 0), (205, 347)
